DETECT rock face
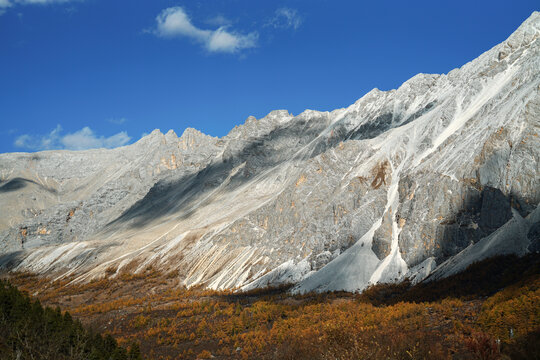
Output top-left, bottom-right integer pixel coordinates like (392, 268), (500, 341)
(0, 12), (539, 292)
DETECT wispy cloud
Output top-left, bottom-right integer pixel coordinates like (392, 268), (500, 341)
(107, 117), (127, 125)
(14, 125), (132, 151)
(205, 14), (231, 27)
(0, 128), (18, 135)
(266, 8), (302, 30)
(0, 0), (79, 15)
(152, 6), (257, 54)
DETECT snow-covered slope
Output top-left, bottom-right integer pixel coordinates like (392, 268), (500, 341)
(1, 12), (539, 292)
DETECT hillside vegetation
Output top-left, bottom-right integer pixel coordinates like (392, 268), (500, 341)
(3, 253), (539, 360)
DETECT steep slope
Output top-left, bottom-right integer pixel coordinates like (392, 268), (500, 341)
(0, 12), (539, 293)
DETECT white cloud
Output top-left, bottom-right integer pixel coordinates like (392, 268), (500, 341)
(61, 127), (131, 150)
(14, 125), (132, 151)
(267, 8), (302, 30)
(0, 0), (12, 11)
(153, 6), (257, 54)
(207, 27), (257, 53)
(155, 6), (210, 40)
(14, 124), (62, 150)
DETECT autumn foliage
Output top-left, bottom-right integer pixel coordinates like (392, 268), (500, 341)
(4, 253), (539, 360)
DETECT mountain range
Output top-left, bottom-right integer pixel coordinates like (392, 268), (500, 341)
(1, 11), (539, 294)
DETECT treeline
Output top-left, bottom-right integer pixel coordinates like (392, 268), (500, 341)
(0, 280), (142, 360)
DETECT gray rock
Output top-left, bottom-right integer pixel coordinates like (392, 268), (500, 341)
(479, 187), (513, 233)
(528, 222), (540, 253)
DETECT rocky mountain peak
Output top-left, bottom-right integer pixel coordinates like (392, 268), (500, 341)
(0, 13), (538, 294)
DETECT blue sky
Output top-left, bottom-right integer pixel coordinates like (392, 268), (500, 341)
(0, 0), (537, 153)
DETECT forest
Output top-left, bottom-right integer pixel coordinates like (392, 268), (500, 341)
(0, 280), (142, 360)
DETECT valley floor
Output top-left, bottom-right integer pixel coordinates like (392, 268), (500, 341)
(3, 254), (539, 360)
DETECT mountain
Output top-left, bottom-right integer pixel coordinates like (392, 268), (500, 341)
(1, 12), (539, 293)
